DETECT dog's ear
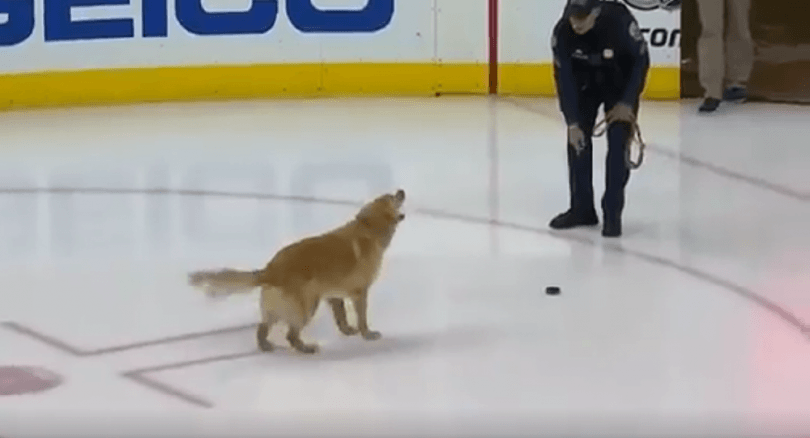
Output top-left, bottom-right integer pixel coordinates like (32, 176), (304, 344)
(394, 189), (405, 202)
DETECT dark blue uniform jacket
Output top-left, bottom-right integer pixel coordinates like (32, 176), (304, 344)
(552, 2), (650, 127)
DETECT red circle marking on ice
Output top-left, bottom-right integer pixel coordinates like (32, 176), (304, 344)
(0, 365), (64, 396)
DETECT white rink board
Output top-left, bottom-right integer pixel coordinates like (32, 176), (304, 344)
(0, 0), (678, 76)
(0, 0), (488, 74)
(499, 0), (681, 66)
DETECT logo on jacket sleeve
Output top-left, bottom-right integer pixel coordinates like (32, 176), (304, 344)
(629, 21), (643, 41)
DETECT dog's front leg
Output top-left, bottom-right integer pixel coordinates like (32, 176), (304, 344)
(328, 298), (359, 336)
(352, 289), (381, 341)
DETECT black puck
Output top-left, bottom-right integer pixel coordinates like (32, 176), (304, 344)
(546, 286), (561, 295)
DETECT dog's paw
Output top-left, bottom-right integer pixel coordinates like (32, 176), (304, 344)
(361, 330), (382, 341)
(297, 343), (320, 354)
(339, 326), (359, 336)
(258, 340), (275, 352)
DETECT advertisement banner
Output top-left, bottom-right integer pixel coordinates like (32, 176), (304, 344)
(603, 0), (681, 66)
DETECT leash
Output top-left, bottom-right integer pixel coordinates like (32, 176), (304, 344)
(592, 117), (646, 170)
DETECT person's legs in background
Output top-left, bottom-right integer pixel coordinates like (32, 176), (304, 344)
(722, 0), (754, 101)
(696, 0), (725, 112)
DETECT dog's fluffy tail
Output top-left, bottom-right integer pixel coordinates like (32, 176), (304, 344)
(188, 268), (263, 299)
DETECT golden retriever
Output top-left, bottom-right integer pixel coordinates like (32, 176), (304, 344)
(187, 189), (406, 354)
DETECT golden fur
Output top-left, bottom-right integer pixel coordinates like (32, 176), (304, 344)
(187, 189), (406, 354)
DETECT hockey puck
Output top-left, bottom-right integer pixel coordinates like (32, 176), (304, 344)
(545, 286), (561, 295)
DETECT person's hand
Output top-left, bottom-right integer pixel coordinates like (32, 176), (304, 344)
(568, 124), (586, 154)
(605, 102), (636, 125)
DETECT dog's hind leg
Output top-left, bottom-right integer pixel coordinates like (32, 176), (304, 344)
(328, 298), (359, 336)
(259, 285), (301, 353)
(284, 291), (321, 354)
(262, 285), (319, 354)
(256, 311), (278, 352)
(285, 326), (319, 354)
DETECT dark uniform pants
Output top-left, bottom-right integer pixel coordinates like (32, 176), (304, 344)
(567, 90), (637, 218)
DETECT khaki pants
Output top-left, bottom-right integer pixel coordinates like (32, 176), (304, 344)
(696, 0), (755, 99)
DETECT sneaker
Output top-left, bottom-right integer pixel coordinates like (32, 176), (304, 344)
(723, 86), (748, 101)
(698, 97), (720, 113)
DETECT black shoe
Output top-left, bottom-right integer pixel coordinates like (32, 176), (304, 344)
(723, 86), (747, 101)
(698, 98), (720, 113)
(549, 208), (598, 230)
(601, 214), (622, 237)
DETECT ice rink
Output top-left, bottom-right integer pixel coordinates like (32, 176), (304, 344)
(0, 96), (808, 437)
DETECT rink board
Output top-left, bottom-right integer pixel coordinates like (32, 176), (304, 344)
(0, 0), (680, 109)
